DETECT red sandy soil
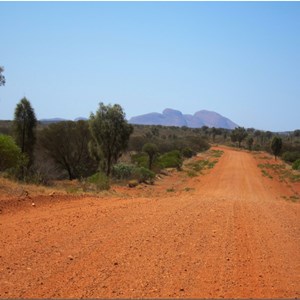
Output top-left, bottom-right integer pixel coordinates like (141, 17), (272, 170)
(0, 147), (299, 298)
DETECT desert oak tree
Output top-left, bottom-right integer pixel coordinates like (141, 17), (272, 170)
(271, 136), (282, 160)
(38, 120), (97, 180)
(142, 143), (159, 170)
(230, 126), (248, 148)
(89, 103), (133, 176)
(13, 98), (37, 166)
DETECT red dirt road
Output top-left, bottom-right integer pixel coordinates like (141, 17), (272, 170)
(0, 148), (299, 298)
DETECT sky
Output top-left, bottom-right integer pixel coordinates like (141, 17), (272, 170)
(0, 2), (299, 132)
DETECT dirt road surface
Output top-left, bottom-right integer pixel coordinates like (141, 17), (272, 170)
(1, 147), (299, 298)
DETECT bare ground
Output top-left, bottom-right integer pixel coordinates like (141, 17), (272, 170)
(0, 147), (299, 298)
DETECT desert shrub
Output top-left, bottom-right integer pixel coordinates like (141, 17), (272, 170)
(182, 136), (210, 152)
(158, 150), (183, 170)
(112, 162), (155, 184)
(112, 163), (134, 180)
(253, 144), (262, 151)
(292, 159), (300, 170)
(131, 152), (148, 168)
(282, 151), (300, 163)
(87, 172), (110, 191)
(131, 167), (155, 183)
(0, 134), (23, 171)
(0, 134), (30, 181)
(182, 147), (195, 158)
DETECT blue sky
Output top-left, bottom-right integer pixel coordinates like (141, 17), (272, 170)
(0, 2), (299, 131)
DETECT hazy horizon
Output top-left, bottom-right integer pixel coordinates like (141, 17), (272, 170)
(1, 2), (299, 131)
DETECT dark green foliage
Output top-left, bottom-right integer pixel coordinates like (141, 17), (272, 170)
(132, 149), (183, 171)
(131, 167), (155, 183)
(112, 163), (155, 184)
(128, 125), (210, 154)
(282, 151), (300, 163)
(128, 135), (148, 152)
(142, 143), (158, 170)
(0, 134), (23, 171)
(0, 66), (5, 86)
(87, 172), (110, 191)
(182, 147), (195, 158)
(131, 152), (148, 169)
(292, 159), (300, 170)
(38, 120), (97, 180)
(13, 98), (37, 165)
(210, 127), (222, 142)
(158, 150), (183, 170)
(112, 163), (134, 180)
(89, 103), (133, 176)
(230, 127), (248, 148)
(253, 144), (262, 151)
(294, 130), (300, 137)
(247, 137), (254, 151)
(271, 136), (282, 160)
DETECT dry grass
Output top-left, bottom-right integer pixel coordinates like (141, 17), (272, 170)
(0, 176), (60, 199)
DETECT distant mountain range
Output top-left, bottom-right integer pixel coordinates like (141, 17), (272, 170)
(38, 109), (238, 130)
(129, 108), (238, 129)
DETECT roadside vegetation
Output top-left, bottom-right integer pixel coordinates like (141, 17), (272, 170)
(184, 149), (224, 178)
(0, 100), (210, 191)
(0, 97), (299, 193)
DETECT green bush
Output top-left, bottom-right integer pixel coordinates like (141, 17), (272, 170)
(0, 134), (23, 171)
(112, 162), (155, 184)
(87, 172), (110, 191)
(112, 163), (134, 180)
(253, 144), (262, 151)
(292, 159), (300, 170)
(282, 151), (300, 163)
(131, 153), (148, 168)
(182, 147), (195, 158)
(158, 150), (183, 170)
(132, 167), (155, 183)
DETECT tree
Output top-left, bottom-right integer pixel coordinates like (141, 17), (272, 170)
(0, 134), (23, 171)
(271, 136), (282, 160)
(230, 127), (248, 148)
(89, 103), (133, 176)
(142, 143), (159, 170)
(294, 129), (300, 138)
(38, 120), (97, 180)
(0, 66), (5, 86)
(265, 131), (273, 141)
(211, 127), (222, 143)
(254, 130), (262, 144)
(13, 98), (37, 166)
(247, 137), (254, 151)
